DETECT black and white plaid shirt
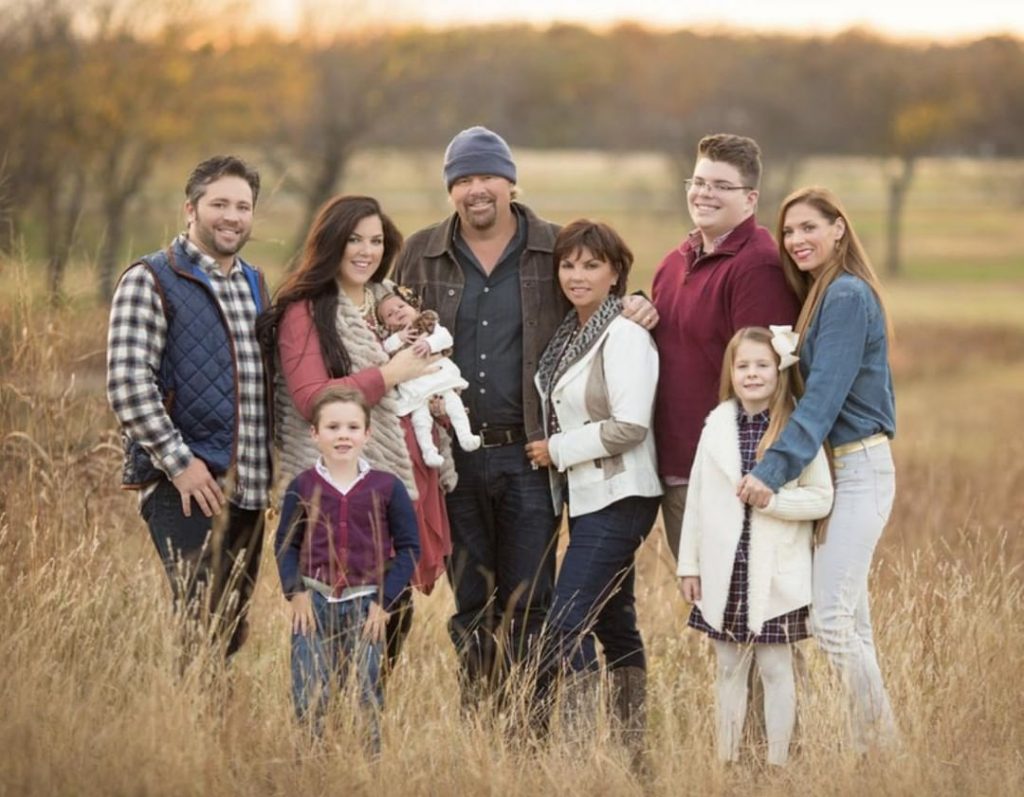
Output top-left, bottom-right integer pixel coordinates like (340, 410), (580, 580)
(106, 234), (270, 510)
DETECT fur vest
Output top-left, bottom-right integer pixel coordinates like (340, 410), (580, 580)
(274, 281), (457, 501)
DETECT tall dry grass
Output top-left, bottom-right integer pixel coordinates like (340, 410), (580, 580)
(1, 258), (1022, 796)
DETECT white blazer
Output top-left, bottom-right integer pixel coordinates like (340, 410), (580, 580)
(535, 316), (662, 517)
(676, 400), (834, 635)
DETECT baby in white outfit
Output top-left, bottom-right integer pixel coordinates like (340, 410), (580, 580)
(377, 291), (481, 468)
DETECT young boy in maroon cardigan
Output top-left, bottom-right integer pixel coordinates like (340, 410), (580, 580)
(275, 386), (420, 747)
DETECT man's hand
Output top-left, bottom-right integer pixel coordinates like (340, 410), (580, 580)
(362, 601), (390, 644)
(737, 473), (774, 509)
(171, 458), (225, 518)
(621, 294), (659, 331)
(289, 591), (316, 636)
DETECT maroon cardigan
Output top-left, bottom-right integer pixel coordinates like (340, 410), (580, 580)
(651, 215), (799, 480)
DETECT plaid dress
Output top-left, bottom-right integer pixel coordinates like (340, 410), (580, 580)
(688, 408), (810, 644)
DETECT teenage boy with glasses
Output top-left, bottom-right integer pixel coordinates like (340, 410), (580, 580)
(651, 134), (800, 563)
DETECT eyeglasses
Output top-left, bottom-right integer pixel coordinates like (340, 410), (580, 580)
(684, 178), (753, 195)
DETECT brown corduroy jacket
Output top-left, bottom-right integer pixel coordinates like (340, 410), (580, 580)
(390, 203), (568, 441)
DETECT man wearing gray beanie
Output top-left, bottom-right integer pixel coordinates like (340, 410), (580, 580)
(443, 126), (518, 191)
(392, 126), (658, 711)
(392, 126), (564, 705)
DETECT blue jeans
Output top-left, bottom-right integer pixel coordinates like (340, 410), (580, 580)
(446, 444), (560, 686)
(141, 477), (265, 658)
(291, 592), (383, 746)
(545, 495), (660, 675)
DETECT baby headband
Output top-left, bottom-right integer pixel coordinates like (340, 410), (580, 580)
(769, 325), (800, 371)
(380, 282), (422, 310)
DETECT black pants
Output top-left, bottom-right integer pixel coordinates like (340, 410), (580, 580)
(141, 478), (265, 658)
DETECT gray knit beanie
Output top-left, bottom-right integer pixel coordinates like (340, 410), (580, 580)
(442, 126), (517, 190)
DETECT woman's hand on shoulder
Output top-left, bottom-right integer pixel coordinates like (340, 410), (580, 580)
(621, 294), (659, 331)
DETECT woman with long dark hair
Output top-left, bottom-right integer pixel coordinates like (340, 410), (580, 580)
(259, 195), (455, 666)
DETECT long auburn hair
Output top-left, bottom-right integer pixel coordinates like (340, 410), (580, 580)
(776, 186), (894, 346)
(257, 195), (402, 377)
(719, 327), (803, 460)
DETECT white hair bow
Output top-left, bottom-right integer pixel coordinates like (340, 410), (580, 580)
(769, 325), (800, 371)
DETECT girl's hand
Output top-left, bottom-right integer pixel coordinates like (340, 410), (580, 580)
(525, 440), (551, 468)
(290, 591), (315, 636)
(411, 338), (432, 357)
(679, 576), (702, 603)
(737, 473), (773, 509)
(362, 601), (390, 644)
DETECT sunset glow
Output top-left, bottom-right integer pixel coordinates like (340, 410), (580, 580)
(256, 0), (1024, 41)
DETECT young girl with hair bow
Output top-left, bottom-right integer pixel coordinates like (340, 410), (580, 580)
(677, 325), (834, 767)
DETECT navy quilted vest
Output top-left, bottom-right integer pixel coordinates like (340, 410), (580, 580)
(122, 241), (265, 485)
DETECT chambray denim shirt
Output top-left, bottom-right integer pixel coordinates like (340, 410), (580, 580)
(751, 274), (896, 491)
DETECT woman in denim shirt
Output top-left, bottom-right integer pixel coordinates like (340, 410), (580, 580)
(737, 186), (898, 753)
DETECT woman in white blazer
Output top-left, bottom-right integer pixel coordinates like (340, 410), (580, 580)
(526, 220), (661, 744)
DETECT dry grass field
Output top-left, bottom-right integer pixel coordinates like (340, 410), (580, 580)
(1, 153), (1022, 795)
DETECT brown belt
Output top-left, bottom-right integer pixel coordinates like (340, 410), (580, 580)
(832, 433), (889, 458)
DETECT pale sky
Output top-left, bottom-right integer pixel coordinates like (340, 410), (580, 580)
(257, 0), (1024, 41)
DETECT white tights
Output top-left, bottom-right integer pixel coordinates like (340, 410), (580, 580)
(712, 641), (797, 766)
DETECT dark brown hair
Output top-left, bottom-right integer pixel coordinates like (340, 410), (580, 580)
(257, 195), (403, 377)
(185, 155), (260, 207)
(552, 219), (633, 298)
(697, 134), (762, 189)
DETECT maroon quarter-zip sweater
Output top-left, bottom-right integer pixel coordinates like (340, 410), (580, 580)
(651, 215), (799, 480)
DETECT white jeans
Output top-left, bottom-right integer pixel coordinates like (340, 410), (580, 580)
(812, 440), (898, 752)
(713, 641), (797, 766)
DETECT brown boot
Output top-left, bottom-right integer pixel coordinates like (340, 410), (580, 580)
(609, 666), (647, 768)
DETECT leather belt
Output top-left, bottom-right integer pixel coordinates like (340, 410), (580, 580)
(832, 433), (889, 458)
(476, 426), (527, 448)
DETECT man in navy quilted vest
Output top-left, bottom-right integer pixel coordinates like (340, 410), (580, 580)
(106, 155), (272, 660)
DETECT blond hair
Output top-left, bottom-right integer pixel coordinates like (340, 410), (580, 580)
(719, 327), (803, 460)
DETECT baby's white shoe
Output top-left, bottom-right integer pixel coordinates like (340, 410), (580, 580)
(459, 434), (482, 453)
(423, 450), (445, 468)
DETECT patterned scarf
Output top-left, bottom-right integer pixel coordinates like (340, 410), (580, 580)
(536, 295), (623, 399)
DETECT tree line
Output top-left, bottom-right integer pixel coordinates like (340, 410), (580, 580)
(3, 0), (1023, 301)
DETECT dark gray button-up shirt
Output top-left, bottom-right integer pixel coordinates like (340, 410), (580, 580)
(452, 208), (528, 430)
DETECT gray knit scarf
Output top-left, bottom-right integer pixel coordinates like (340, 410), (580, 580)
(536, 295), (623, 398)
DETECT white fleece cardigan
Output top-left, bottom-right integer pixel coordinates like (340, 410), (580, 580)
(676, 400), (834, 635)
(535, 316), (662, 517)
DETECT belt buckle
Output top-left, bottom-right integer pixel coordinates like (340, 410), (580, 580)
(480, 427), (515, 448)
